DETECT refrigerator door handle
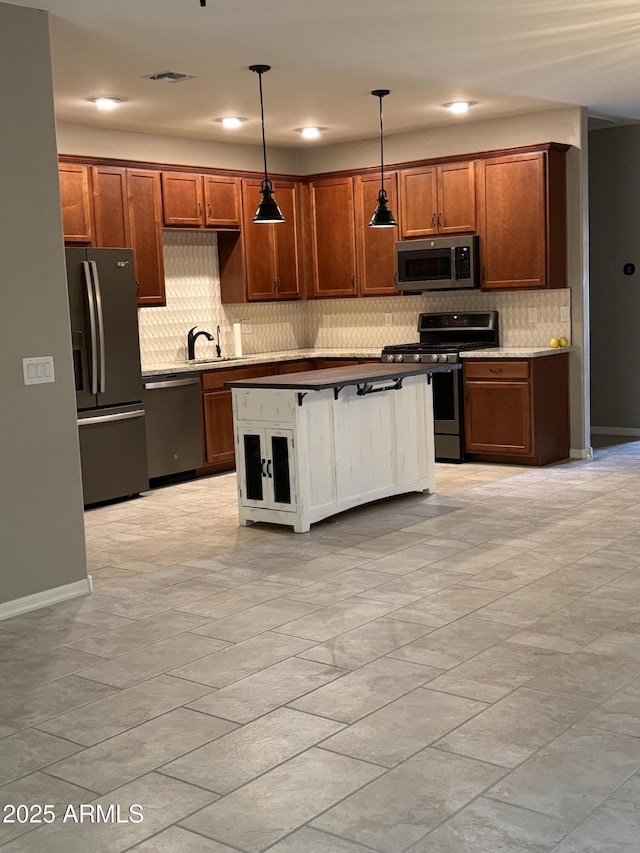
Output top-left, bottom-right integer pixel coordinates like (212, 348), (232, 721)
(77, 409), (146, 427)
(90, 260), (106, 394)
(82, 261), (99, 396)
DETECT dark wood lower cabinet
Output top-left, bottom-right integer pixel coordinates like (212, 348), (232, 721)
(464, 354), (569, 465)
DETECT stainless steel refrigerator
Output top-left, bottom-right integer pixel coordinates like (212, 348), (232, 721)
(66, 247), (149, 505)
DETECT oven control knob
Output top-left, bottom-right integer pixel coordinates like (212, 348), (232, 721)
(413, 354), (422, 363)
(438, 354), (448, 363)
(394, 354), (404, 363)
(430, 354), (439, 363)
(385, 354), (395, 362)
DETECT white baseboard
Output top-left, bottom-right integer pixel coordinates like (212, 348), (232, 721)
(591, 426), (640, 437)
(0, 577), (92, 622)
(570, 447), (594, 459)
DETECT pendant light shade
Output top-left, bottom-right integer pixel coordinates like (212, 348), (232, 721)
(369, 89), (397, 228)
(249, 64), (285, 224)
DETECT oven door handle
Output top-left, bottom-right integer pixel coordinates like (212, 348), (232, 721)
(451, 247), (459, 280)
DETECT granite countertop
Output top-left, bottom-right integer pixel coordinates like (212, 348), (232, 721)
(460, 346), (572, 359)
(141, 349), (382, 377)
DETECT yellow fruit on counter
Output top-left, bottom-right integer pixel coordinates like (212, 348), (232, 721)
(559, 336), (568, 347)
(550, 338), (560, 348)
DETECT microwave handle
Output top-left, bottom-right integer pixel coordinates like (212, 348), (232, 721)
(451, 247), (458, 280)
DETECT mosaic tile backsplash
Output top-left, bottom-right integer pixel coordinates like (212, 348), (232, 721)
(138, 231), (571, 366)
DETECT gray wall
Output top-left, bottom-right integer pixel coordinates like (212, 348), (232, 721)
(589, 126), (640, 431)
(0, 3), (87, 605)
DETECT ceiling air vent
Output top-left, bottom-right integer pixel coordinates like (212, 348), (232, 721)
(145, 70), (195, 83)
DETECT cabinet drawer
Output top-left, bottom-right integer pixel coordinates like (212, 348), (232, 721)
(465, 360), (529, 381)
(277, 360), (316, 374)
(201, 364), (274, 391)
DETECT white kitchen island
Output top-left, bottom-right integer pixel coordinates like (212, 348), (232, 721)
(227, 363), (458, 533)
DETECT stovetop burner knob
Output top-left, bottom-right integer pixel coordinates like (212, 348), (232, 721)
(438, 353), (449, 363)
(394, 354), (404, 363)
(413, 354), (422, 363)
(385, 354), (395, 363)
(430, 354), (439, 363)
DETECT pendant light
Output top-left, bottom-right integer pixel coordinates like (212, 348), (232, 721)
(369, 89), (397, 228)
(249, 64), (285, 223)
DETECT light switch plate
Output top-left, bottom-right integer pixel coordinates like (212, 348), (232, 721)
(23, 356), (55, 385)
(560, 305), (570, 321)
(384, 313), (393, 327)
(322, 314), (332, 328)
(241, 320), (252, 334)
(528, 307), (538, 324)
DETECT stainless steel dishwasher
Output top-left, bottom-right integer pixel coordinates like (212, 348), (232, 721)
(143, 374), (203, 480)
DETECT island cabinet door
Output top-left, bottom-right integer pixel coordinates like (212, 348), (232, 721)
(236, 426), (297, 512)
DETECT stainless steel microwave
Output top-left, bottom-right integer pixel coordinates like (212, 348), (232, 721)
(395, 235), (480, 292)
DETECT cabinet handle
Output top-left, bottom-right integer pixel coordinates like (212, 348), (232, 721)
(489, 367), (503, 374)
(261, 458), (267, 477)
(437, 212), (442, 227)
(351, 274), (356, 287)
(198, 203), (203, 217)
(207, 202), (212, 217)
(481, 265), (486, 281)
(266, 460), (273, 478)
(431, 213), (436, 228)
(465, 389), (469, 404)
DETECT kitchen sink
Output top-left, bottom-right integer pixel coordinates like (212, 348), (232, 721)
(173, 357), (241, 365)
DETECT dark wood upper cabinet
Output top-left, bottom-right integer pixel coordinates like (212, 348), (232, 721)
(476, 148), (566, 290)
(354, 172), (400, 296)
(92, 165), (129, 248)
(127, 169), (166, 307)
(161, 171), (204, 227)
(162, 171), (241, 229)
(220, 179), (301, 303)
(204, 175), (241, 229)
(309, 176), (357, 297)
(399, 161), (475, 239)
(59, 163), (93, 243)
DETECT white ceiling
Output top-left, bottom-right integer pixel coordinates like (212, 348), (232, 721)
(7, 0), (640, 148)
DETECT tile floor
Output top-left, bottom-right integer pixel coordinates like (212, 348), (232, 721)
(2, 437), (640, 851)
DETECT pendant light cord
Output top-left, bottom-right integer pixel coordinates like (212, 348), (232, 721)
(378, 94), (385, 199)
(251, 66), (271, 190)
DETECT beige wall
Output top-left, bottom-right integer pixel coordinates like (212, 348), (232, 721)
(589, 126), (640, 432)
(0, 4), (87, 606)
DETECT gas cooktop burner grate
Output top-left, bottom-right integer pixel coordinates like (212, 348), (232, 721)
(382, 341), (496, 354)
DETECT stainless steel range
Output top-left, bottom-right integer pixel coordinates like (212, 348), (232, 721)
(381, 311), (499, 461)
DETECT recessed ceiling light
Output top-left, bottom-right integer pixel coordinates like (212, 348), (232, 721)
(215, 116), (247, 129)
(295, 127), (324, 140)
(443, 101), (476, 115)
(91, 97), (122, 110)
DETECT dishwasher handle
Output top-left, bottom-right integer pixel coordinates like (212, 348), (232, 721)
(144, 377), (201, 390)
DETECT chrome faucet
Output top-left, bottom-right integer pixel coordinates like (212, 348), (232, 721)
(187, 326), (214, 361)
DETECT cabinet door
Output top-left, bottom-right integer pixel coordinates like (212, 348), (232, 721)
(310, 177), (357, 297)
(437, 161), (475, 234)
(204, 175), (241, 229)
(464, 380), (532, 455)
(272, 182), (300, 300)
(92, 165), (129, 248)
(161, 171), (204, 226)
(355, 172), (400, 296)
(477, 152), (546, 290)
(59, 163), (93, 243)
(203, 388), (236, 466)
(242, 179), (278, 300)
(237, 426), (296, 510)
(399, 166), (437, 238)
(127, 169), (166, 307)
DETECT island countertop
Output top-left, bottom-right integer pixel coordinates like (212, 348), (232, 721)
(225, 362), (460, 391)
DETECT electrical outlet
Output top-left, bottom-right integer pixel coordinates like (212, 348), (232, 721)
(322, 314), (332, 328)
(384, 313), (393, 327)
(560, 305), (570, 322)
(241, 320), (252, 334)
(528, 307), (538, 324)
